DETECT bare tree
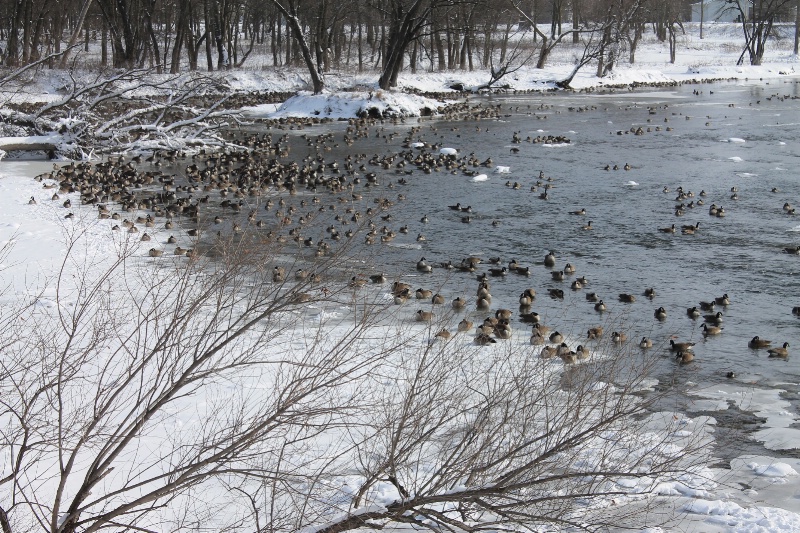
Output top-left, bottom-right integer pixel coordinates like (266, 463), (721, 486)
(726, 0), (796, 65)
(475, 27), (536, 90)
(0, 66), (237, 158)
(0, 211), (392, 532)
(282, 322), (712, 531)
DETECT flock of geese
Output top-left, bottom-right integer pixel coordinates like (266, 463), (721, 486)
(26, 96), (796, 372)
(395, 247), (792, 366)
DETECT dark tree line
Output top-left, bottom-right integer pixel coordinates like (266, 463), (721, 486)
(0, 0), (796, 89)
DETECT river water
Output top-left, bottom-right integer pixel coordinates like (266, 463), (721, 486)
(3, 78), (799, 468)
(262, 78), (800, 464)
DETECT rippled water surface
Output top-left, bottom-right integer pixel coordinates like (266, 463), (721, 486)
(274, 79), (800, 460)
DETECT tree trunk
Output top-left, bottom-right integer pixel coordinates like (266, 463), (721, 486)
(573, 0), (580, 44)
(59, 0), (91, 68)
(669, 25), (677, 64)
(795, 0), (799, 55)
(101, 20), (108, 66)
(536, 34), (550, 69)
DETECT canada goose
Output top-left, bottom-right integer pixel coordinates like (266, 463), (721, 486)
(452, 297), (467, 309)
(784, 246), (800, 255)
(531, 323), (551, 335)
(549, 289), (564, 299)
(571, 280), (583, 290)
(575, 345), (590, 360)
(681, 222), (700, 234)
(494, 323), (513, 339)
(619, 293), (636, 303)
(429, 293), (444, 305)
(676, 351), (694, 364)
(448, 202), (462, 211)
(544, 251), (556, 267)
(458, 319), (473, 332)
(416, 288), (433, 299)
(392, 281), (412, 296)
(582, 221), (593, 230)
(556, 343), (572, 356)
(793, 306), (800, 316)
(508, 259), (519, 271)
(394, 288), (411, 304)
(585, 292), (599, 302)
(594, 300), (606, 312)
(587, 327), (604, 339)
(495, 309), (513, 320)
(748, 336), (771, 349)
(563, 263), (576, 274)
(420, 215), (429, 223)
(611, 332), (627, 343)
(670, 340), (695, 352)
(644, 288), (656, 299)
(767, 342), (790, 358)
(715, 294), (731, 306)
(519, 292), (533, 307)
(702, 324), (723, 336)
(659, 224), (676, 233)
(416, 310), (433, 322)
(370, 273), (387, 284)
(489, 267), (507, 277)
(551, 270), (565, 281)
(416, 257), (432, 273)
(639, 337), (653, 349)
(687, 306), (701, 319)
(559, 351), (578, 365)
(530, 331), (546, 345)
(699, 301), (716, 311)
(475, 332), (497, 346)
(476, 297), (491, 310)
(148, 248), (163, 257)
(549, 331), (564, 344)
(703, 312), (724, 325)
(519, 312), (541, 324)
(522, 288), (536, 300)
(570, 208), (586, 215)
(435, 329), (451, 340)
(513, 266), (531, 276)
(28, 196), (37, 205)
(654, 307), (667, 320)
(540, 345), (558, 359)
(272, 266), (285, 282)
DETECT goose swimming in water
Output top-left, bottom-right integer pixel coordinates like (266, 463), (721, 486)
(748, 336), (771, 349)
(768, 342), (790, 358)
